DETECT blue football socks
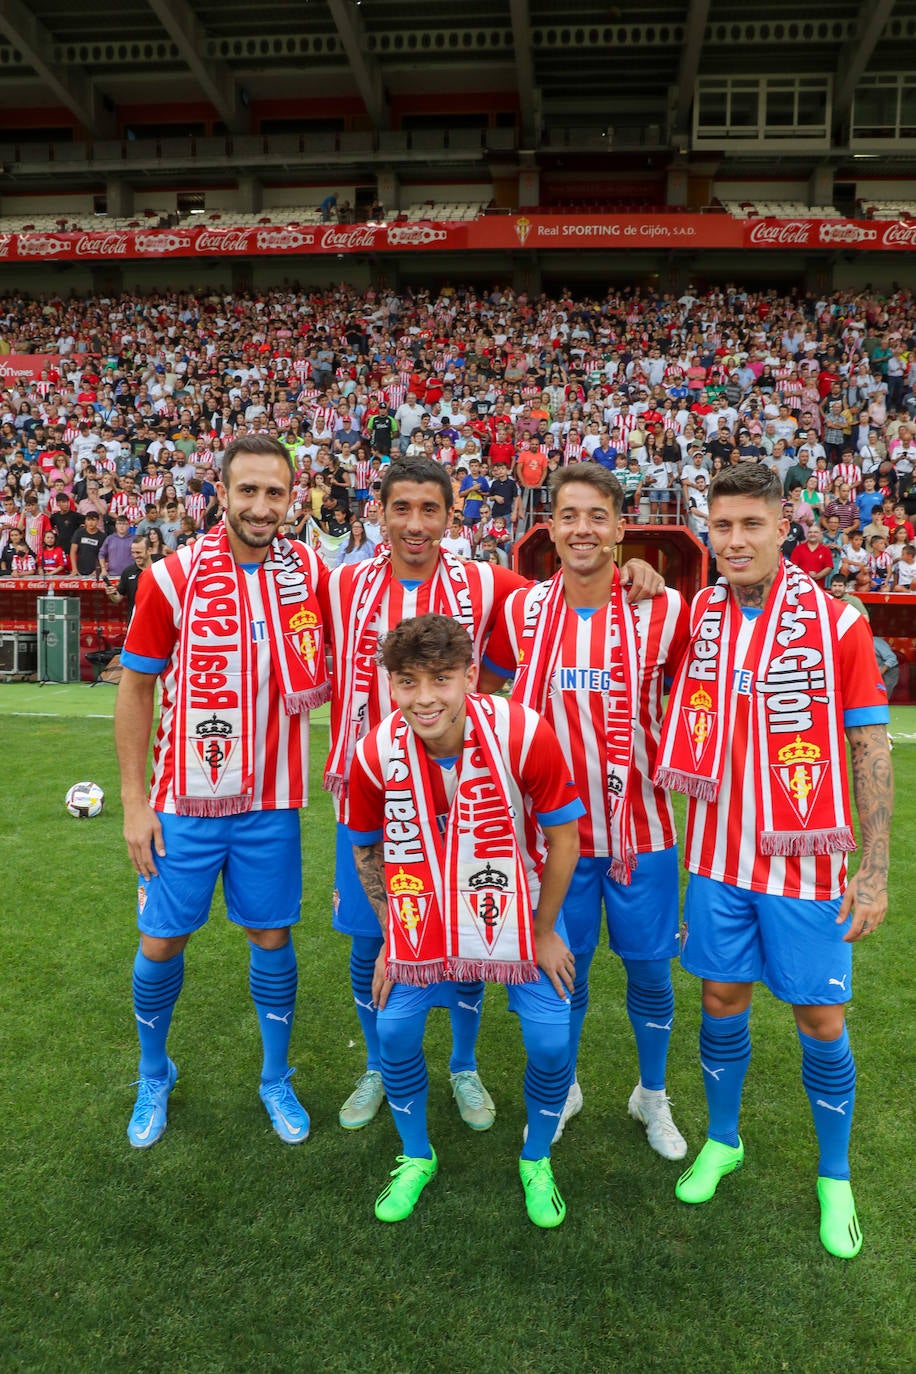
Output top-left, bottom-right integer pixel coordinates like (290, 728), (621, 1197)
(520, 1015), (572, 1161)
(350, 935), (384, 1073)
(133, 947), (184, 1079)
(799, 1025), (856, 1181)
(248, 939), (298, 1083)
(567, 944), (595, 1080)
(624, 957), (675, 1092)
(378, 1007), (432, 1158)
(699, 1007), (751, 1149)
(448, 979), (484, 1074)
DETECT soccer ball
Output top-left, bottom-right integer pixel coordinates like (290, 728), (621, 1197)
(65, 781), (105, 818)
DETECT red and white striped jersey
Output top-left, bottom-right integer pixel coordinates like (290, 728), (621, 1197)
(122, 543), (329, 813)
(485, 586), (690, 856)
(347, 696), (582, 904)
(140, 473), (163, 502)
(386, 382), (407, 411)
(184, 491), (207, 528)
(681, 597), (888, 898)
(834, 462), (862, 491)
(327, 558), (528, 823)
(108, 491), (131, 518)
(354, 459), (372, 491)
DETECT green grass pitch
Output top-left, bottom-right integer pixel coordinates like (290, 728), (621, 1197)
(1, 686), (913, 1374)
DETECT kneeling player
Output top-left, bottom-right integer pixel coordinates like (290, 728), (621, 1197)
(347, 614), (584, 1227)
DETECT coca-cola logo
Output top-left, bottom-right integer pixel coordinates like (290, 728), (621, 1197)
(881, 220), (916, 248)
(134, 232), (192, 255)
(75, 232), (130, 257)
(17, 235), (71, 257)
(386, 225), (449, 247)
(319, 225), (380, 251)
(818, 222), (877, 246)
(254, 228), (316, 251)
(747, 220), (812, 247)
(195, 229), (253, 253)
(0, 234), (11, 258)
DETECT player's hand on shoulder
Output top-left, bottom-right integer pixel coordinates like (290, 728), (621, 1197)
(620, 556), (665, 602)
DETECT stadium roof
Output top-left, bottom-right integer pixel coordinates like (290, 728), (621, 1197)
(0, 1), (913, 170)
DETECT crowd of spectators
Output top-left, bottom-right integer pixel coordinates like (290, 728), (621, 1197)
(1, 279), (916, 595)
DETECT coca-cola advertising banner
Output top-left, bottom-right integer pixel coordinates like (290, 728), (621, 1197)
(0, 353), (59, 380)
(0, 216), (913, 260)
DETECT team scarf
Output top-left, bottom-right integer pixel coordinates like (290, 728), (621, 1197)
(377, 695), (538, 986)
(173, 522), (330, 816)
(654, 560), (855, 857)
(323, 547), (478, 796)
(511, 568), (639, 883)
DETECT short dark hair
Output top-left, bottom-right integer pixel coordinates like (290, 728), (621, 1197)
(549, 461), (624, 517)
(221, 434), (293, 488)
(381, 613), (473, 676)
(380, 458), (453, 512)
(709, 461), (783, 509)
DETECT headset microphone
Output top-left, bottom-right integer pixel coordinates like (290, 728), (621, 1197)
(601, 545), (613, 553)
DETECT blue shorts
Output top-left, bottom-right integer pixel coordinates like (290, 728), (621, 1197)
(137, 810), (302, 939)
(355, 488), (369, 501)
(563, 848), (681, 960)
(333, 822), (381, 937)
(681, 874), (852, 1007)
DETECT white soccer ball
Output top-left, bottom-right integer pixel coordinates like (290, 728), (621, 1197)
(65, 781), (105, 819)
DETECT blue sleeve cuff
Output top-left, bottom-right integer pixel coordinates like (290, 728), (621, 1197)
(536, 799), (587, 828)
(120, 650), (169, 674)
(481, 652), (515, 681)
(844, 705), (890, 727)
(345, 826), (384, 846)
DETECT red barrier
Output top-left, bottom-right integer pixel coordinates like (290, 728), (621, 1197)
(2, 214), (913, 260)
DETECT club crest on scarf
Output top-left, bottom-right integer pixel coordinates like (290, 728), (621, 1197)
(285, 605), (322, 669)
(462, 861), (515, 949)
(387, 866), (433, 948)
(683, 686), (717, 768)
(192, 712), (239, 793)
(771, 734), (827, 824)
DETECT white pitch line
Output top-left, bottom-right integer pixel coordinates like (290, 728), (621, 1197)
(4, 710), (114, 719)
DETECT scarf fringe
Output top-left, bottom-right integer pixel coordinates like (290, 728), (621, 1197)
(385, 959), (447, 986)
(609, 851), (638, 885)
(760, 826), (856, 857)
(283, 682), (331, 715)
(175, 795), (252, 817)
(448, 957), (540, 984)
(653, 767), (721, 802)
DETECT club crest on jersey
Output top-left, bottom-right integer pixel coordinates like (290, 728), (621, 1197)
(192, 713), (238, 792)
(771, 734), (826, 824)
(683, 687), (716, 767)
(285, 606), (321, 666)
(387, 866), (432, 949)
(464, 862), (514, 948)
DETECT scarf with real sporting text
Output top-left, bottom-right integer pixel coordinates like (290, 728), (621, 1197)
(654, 560), (855, 856)
(174, 522), (330, 816)
(377, 695), (539, 986)
(324, 548), (477, 796)
(512, 568), (639, 882)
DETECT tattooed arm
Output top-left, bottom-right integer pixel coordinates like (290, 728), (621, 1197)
(839, 723), (893, 941)
(352, 841), (395, 1008)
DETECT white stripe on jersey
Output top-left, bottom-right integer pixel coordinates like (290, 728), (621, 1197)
(134, 552), (308, 813)
(505, 587), (687, 856)
(684, 602), (863, 898)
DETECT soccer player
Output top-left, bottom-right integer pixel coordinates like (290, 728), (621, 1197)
(116, 435), (330, 1149)
(325, 456), (662, 1133)
(480, 463), (690, 1159)
(656, 462), (892, 1258)
(347, 614), (583, 1226)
